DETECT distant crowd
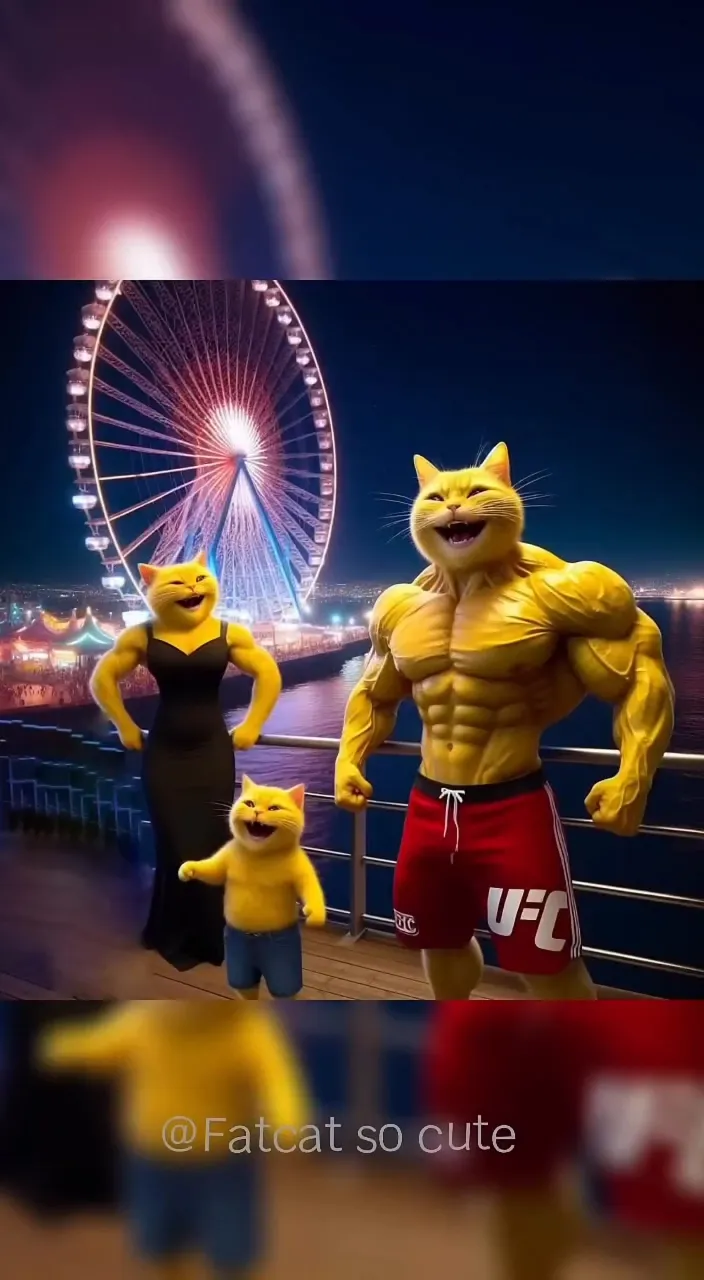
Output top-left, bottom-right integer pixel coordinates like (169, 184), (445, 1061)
(0, 661), (155, 712)
(0, 631), (362, 713)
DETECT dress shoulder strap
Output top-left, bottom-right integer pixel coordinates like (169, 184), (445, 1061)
(220, 619), (228, 641)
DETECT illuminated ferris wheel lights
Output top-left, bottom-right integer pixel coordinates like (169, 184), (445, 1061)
(95, 282), (118, 302)
(67, 368), (89, 396)
(209, 403), (259, 458)
(73, 334), (96, 363)
(82, 303), (106, 331)
(67, 404), (88, 431)
(72, 492), (97, 510)
(68, 453), (91, 469)
(72, 279), (337, 622)
(102, 575), (126, 590)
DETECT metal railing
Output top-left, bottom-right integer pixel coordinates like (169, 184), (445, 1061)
(257, 733), (704, 984)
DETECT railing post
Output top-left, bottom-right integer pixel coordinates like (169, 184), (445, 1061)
(349, 806), (367, 940)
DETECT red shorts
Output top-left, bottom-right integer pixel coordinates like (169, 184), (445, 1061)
(393, 770), (581, 975)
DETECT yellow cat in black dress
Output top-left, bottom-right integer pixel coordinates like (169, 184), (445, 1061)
(90, 553), (282, 972)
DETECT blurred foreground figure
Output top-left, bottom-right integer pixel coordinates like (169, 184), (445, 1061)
(424, 1001), (704, 1279)
(423, 1001), (583, 1280)
(579, 1001), (704, 1280)
(39, 1001), (311, 1280)
(0, 1003), (118, 1216)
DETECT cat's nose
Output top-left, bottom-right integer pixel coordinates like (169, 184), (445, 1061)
(447, 503), (460, 512)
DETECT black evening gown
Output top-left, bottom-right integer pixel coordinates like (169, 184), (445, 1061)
(0, 1003), (118, 1216)
(141, 620), (235, 971)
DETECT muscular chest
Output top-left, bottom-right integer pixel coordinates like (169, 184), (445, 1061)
(390, 584), (557, 681)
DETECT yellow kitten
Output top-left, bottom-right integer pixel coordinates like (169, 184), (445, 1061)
(179, 776), (326, 934)
(138, 550), (219, 631)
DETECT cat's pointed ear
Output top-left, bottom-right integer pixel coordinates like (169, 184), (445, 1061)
(240, 774), (254, 794)
(138, 563), (158, 587)
(480, 442), (511, 485)
(194, 549), (208, 567)
(288, 783), (306, 810)
(413, 455), (439, 489)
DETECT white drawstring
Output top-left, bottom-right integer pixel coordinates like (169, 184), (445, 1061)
(439, 787), (465, 858)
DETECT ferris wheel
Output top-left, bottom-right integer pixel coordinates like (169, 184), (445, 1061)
(67, 281), (337, 623)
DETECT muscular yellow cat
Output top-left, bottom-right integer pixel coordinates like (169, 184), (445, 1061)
(90, 551), (281, 753)
(89, 551), (283, 972)
(335, 444), (674, 1000)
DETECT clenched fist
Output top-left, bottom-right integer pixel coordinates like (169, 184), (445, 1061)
(334, 759), (373, 811)
(231, 723), (259, 750)
(118, 721), (144, 751)
(584, 774), (648, 837)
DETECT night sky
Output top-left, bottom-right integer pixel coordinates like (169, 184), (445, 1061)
(249, 0), (704, 277)
(1, 280), (703, 586)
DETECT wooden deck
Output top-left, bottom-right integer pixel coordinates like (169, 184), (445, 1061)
(1, 1160), (651, 1280)
(0, 833), (637, 1001)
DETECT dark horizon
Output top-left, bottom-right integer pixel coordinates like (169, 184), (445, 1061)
(1, 280), (703, 589)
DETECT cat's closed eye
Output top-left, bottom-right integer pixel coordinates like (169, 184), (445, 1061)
(470, 486), (488, 496)
(242, 799), (255, 808)
(168, 580), (185, 586)
(426, 493), (444, 502)
(268, 804), (282, 811)
(195, 574), (207, 583)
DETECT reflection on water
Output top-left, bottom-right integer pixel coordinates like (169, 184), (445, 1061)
(223, 654), (367, 852)
(665, 599), (704, 747)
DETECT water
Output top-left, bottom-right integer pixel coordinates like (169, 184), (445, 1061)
(46, 602), (704, 998)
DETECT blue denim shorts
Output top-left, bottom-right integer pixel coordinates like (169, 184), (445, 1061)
(123, 1152), (261, 1269)
(224, 921), (303, 997)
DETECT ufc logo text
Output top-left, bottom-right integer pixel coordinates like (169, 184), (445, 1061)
(585, 1077), (704, 1195)
(487, 887), (568, 952)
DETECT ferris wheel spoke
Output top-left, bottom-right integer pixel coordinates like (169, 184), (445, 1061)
(93, 439), (197, 461)
(91, 417), (223, 466)
(284, 468), (326, 481)
(96, 355), (209, 452)
(108, 308), (221, 437)
(93, 381), (181, 435)
(100, 463), (204, 482)
(190, 281), (235, 410)
(108, 463), (223, 523)
(97, 344), (182, 419)
(125, 464), (233, 560)
(277, 477), (327, 508)
(273, 490), (319, 531)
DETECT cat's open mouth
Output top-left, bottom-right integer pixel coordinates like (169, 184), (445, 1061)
(243, 820), (276, 840)
(436, 521), (486, 546)
(177, 594), (205, 610)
